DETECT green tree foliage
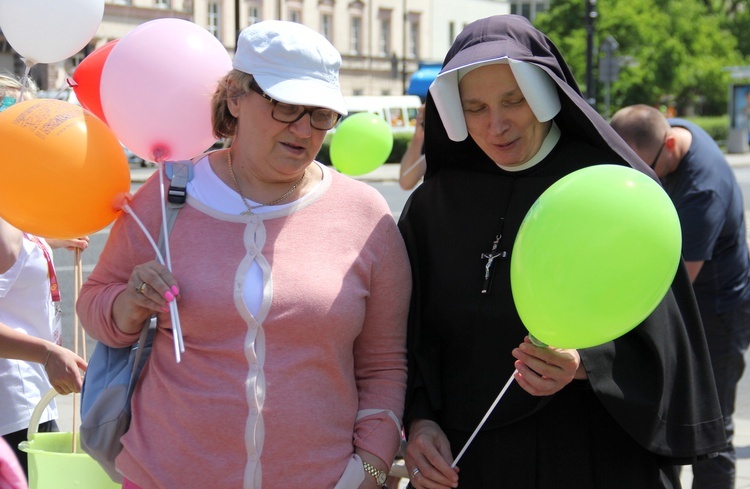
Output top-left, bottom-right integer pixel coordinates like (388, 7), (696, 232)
(724, 9), (750, 57)
(699, 0), (749, 16)
(534, 0), (747, 116)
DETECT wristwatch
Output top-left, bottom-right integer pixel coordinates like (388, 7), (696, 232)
(363, 461), (387, 487)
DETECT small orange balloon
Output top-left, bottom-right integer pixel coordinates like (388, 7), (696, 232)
(0, 99), (130, 238)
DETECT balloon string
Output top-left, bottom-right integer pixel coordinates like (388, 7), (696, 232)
(157, 166), (184, 356)
(401, 154), (425, 177)
(121, 204), (165, 264)
(72, 248), (82, 454)
(451, 369), (518, 468)
(120, 203), (183, 363)
(157, 168), (173, 281)
(18, 62), (31, 103)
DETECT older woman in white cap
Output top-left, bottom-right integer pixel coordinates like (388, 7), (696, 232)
(398, 15), (725, 489)
(78, 20), (410, 489)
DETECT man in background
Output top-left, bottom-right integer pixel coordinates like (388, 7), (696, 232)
(611, 104), (750, 489)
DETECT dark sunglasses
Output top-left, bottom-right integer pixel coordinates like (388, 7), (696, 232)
(650, 133), (667, 169)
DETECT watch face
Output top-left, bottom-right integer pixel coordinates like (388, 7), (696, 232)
(365, 462), (387, 485)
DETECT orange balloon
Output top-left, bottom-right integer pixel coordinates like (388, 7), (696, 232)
(0, 99), (130, 238)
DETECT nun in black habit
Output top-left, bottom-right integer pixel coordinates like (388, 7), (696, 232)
(398, 15), (727, 489)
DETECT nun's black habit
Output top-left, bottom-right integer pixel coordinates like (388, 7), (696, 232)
(398, 15), (726, 488)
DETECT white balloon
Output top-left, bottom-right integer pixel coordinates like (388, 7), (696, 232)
(0, 0), (104, 65)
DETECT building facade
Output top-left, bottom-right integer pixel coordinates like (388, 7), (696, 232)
(508, 0), (548, 20)
(0, 0), (546, 96)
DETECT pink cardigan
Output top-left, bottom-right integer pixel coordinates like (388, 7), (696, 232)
(77, 164), (411, 488)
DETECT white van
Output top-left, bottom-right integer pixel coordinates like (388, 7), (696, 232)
(342, 95), (423, 133)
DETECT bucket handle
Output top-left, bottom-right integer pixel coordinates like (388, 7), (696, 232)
(26, 388), (58, 441)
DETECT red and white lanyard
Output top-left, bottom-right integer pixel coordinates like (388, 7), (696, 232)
(24, 234), (61, 303)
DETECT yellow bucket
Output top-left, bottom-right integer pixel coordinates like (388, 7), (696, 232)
(19, 389), (121, 489)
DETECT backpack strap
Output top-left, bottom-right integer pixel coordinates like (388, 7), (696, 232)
(158, 160), (193, 251)
(165, 160), (194, 206)
(130, 316), (154, 389)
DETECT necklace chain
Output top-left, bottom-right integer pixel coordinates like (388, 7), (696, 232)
(226, 150), (306, 215)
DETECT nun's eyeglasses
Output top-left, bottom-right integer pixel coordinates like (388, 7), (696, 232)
(248, 81), (341, 130)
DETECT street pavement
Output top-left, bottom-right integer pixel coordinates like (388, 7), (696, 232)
(54, 151), (750, 488)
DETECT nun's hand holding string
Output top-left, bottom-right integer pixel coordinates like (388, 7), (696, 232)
(512, 336), (587, 396)
(112, 260), (180, 335)
(404, 419), (459, 489)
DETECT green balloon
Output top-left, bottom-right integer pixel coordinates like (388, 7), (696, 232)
(510, 165), (682, 349)
(329, 112), (394, 176)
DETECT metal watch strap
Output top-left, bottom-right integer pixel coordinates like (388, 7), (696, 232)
(362, 461), (387, 486)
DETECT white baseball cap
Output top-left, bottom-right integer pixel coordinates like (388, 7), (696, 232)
(430, 56), (560, 141)
(233, 20), (348, 116)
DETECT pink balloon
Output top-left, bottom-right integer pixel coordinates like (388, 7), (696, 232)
(100, 19), (231, 162)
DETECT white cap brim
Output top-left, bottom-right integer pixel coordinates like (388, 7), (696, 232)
(255, 75), (348, 116)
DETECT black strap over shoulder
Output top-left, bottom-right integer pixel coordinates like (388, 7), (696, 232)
(158, 160), (194, 251)
(165, 160), (194, 205)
